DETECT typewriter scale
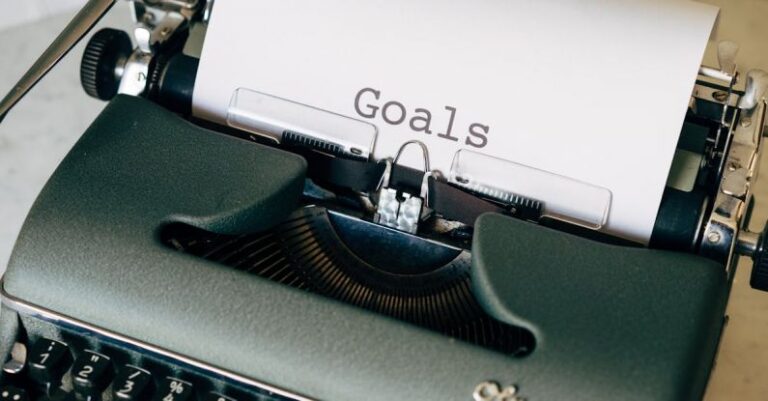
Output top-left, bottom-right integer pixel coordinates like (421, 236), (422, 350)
(0, 1), (767, 401)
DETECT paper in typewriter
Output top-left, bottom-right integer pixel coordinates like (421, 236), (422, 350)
(193, 0), (718, 243)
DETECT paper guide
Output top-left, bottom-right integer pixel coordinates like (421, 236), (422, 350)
(192, 0), (719, 243)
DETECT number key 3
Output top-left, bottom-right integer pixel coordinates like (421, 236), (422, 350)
(112, 365), (153, 401)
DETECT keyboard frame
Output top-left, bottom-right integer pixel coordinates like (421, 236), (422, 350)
(0, 287), (314, 401)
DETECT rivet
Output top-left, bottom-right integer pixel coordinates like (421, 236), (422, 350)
(713, 91), (728, 102)
(473, 381), (501, 401)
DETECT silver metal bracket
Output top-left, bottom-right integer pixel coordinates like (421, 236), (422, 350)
(693, 42), (768, 271)
(118, 0), (200, 96)
(473, 381), (526, 401)
(698, 41), (739, 87)
(132, 0), (194, 51)
(133, 0), (200, 18)
(373, 141), (433, 234)
(700, 96), (766, 270)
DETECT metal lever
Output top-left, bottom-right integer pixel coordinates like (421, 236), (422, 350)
(0, 0), (117, 124)
(739, 69), (768, 111)
(698, 41), (740, 85)
(374, 140), (433, 234)
(717, 40), (739, 75)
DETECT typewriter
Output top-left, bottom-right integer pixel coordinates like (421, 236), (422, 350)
(0, 1), (767, 400)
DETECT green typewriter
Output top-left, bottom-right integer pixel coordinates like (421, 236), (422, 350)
(0, 1), (767, 400)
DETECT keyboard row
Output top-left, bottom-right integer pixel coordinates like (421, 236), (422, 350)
(1, 338), (264, 401)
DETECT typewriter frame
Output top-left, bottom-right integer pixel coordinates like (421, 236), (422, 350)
(0, 95), (730, 401)
(0, 290), (314, 401)
(0, 1), (767, 401)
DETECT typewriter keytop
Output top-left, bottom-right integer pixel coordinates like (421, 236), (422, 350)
(0, 386), (29, 401)
(26, 339), (71, 387)
(202, 392), (237, 401)
(39, 389), (75, 401)
(71, 351), (113, 398)
(112, 366), (153, 401)
(153, 378), (193, 401)
(6, 336), (271, 401)
(2, 343), (26, 376)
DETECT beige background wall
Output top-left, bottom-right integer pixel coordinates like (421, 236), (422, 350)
(0, 1), (767, 400)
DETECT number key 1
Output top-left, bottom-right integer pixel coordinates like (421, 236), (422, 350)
(112, 366), (153, 401)
(26, 339), (72, 387)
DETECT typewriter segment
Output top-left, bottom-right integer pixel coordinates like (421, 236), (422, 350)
(1, 1), (768, 401)
(162, 206), (535, 356)
(0, 310), (305, 401)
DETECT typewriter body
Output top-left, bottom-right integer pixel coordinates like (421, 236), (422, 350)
(0, 1), (767, 400)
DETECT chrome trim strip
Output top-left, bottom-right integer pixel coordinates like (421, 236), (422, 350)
(0, 286), (315, 401)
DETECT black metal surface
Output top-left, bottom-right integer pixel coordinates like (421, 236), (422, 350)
(750, 222), (768, 292)
(162, 206), (534, 356)
(650, 188), (708, 252)
(80, 28), (132, 101)
(155, 54), (199, 115)
(3, 318), (297, 401)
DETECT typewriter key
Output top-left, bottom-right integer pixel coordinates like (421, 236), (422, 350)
(0, 386), (29, 401)
(71, 351), (113, 399)
(153, 378), (193, 401)
(112, 366), (153, 401)
(26, 339), (72, 390)
(38, 389), (75, 401)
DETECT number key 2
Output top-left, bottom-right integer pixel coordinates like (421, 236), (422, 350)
(112, 366), (153, 401)
(71, 351), (113, 398)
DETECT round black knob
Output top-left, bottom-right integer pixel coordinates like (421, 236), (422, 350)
(80, 28), (132, 101)
(750, 224), (768, 291)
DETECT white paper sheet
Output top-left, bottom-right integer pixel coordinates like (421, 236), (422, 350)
(192, 0), (718, 243)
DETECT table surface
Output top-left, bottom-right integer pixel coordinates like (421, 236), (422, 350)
(0, 2), (767, 400)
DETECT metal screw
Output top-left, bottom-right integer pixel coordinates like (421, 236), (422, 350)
(474, 381), (501, 401)
(473, 382), (523, 401)
(713, 91), (728, 102)
(708, 231), (722, 243)
(498, 385), (520, 401)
